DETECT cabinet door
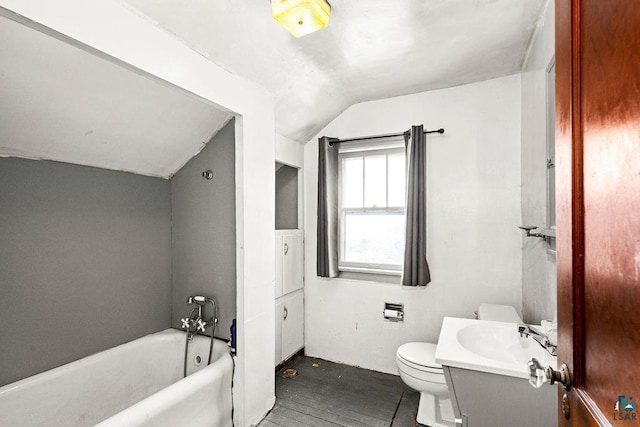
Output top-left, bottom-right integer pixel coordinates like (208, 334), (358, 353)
(275, 299), (283, 366)
(281, 291), (304, 361)
(282, 233), (303, 295)
(274, 234), (284, 298)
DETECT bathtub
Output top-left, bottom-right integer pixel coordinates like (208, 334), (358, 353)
(0, 329), (233, 427)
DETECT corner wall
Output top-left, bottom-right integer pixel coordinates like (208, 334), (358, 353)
(303, 75), (523, 374)
(171, 119), (236, 338)
(0, 157), (171, 387)
(520, 0), (557, 324)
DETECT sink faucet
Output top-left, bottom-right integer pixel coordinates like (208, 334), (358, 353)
(517, 324), (557, 356)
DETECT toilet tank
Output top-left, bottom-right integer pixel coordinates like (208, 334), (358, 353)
(477, 304), (522, 323)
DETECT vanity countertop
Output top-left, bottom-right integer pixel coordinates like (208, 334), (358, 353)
(435, 317), (557, 379)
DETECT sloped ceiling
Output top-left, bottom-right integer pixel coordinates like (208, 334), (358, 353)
(1, 0), (547, 177)
(123, 0), (547, 142)
(0, 13), (232, 178)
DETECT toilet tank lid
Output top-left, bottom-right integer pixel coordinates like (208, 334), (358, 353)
(477, 304), (522, 323)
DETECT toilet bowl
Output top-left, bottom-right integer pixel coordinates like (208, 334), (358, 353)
(396, 304), (523, 427)
(396, 342), (454, 427)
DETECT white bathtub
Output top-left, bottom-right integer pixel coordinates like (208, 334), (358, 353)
(0, 329), (233, 427)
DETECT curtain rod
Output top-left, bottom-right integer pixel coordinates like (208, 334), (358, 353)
(328, 128), (444, 146)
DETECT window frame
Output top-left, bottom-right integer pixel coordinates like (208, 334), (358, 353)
(337, 143), (406, 276)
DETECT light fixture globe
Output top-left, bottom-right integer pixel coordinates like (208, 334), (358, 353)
(271, 0), (331, 38)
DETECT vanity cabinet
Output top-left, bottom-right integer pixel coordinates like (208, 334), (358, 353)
(274, 229), (304, 366)
(443, 366), (557, 427)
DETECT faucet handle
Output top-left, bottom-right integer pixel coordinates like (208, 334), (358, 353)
(517, 324), (529, 337)
(197, 319), (207, 333)
(180, 318), (191, 329)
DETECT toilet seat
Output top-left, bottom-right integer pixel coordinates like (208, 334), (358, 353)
(397, 342), (443, 374)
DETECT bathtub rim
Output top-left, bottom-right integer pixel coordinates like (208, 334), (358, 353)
(0, 328), (230, 395)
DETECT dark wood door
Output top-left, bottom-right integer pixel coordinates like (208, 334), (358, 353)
(556, 0), (640, 425)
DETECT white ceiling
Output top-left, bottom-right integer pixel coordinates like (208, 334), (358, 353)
(123, 0), (547, 142)
(0, 0), (547, 177)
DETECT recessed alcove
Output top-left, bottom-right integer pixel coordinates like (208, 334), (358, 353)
(275, 162), (300, 230)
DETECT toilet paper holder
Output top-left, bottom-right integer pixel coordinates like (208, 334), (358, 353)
(383, 303), (404, 322)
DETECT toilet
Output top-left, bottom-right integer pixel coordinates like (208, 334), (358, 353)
(396, 304), (522, 427)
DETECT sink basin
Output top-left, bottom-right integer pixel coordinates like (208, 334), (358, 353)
(435, 317), (556, 378)
(456, 323), (549, 364)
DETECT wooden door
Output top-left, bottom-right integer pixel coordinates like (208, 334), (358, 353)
(556, 0), (640, 425)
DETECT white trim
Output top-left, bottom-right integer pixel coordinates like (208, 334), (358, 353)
(339, 266), (402, 276)
(337, 143), (406, 274)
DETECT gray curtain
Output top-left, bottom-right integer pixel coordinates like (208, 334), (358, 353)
(402, 125), (431, 286)
(317, 136), (339, 278)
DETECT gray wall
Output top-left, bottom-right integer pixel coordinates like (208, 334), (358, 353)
(275, 163), (298, 230)
(171, 120), (236, 339)
(0, 158), (172, 387)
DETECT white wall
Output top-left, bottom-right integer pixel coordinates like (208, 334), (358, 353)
(276, 133), (304, 168)
(303, 75), (523, 374)
(0, 3), (275, 425)
(520, 0), (557, 324)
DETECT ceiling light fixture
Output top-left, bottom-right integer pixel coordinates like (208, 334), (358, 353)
(271, 0), (331, 38)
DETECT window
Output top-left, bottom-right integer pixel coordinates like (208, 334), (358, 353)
(338, 141), (406, 274)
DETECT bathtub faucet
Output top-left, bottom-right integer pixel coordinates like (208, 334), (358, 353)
(517, 324), (557, 356)
(182, 295), (218, 341)
(181, 306), (200, 341)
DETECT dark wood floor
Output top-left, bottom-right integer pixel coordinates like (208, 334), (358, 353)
(257, 356), (425, 427)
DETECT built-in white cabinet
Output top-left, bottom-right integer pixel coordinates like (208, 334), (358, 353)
(275, 230), (304, 298)
(274, 229), (304, 366)
(275, 158), (304, 367)
(275, 290), (304, 365)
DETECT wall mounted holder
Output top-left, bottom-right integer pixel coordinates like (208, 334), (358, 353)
(519, 226), (557, 248)
(383, 302), (404, 322)
(518, 225), (543, 238)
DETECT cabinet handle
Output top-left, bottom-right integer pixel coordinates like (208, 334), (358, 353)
(284, 243), (289, 255)
(283, 306), (288, 320)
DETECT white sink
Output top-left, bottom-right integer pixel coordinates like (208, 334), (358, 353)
(435, 317), (556, 379)
(456, 323), (550, 364)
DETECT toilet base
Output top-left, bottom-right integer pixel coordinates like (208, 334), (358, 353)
(417, 392), (455, 427)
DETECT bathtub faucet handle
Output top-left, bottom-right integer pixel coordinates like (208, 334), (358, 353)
(180, 318), (191, 329)
(197, 319), (207, 333)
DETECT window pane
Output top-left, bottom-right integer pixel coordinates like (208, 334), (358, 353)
(342, 157), (363, 208)
(364, 155), (386, 207)
(343, 211), (405, 265)
(387, 153), (405, 207)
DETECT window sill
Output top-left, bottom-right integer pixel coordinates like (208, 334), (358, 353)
(339, 266), (401, 276)
(338, 267), (401, 284)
